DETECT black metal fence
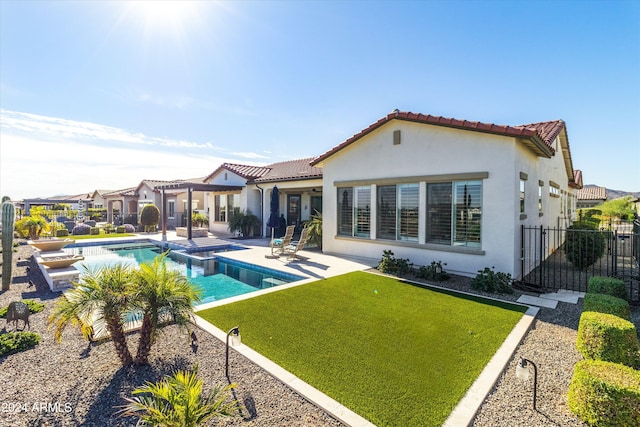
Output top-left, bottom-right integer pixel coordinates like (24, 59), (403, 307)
(521, 220), (640, 304)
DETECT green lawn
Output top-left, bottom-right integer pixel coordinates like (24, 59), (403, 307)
(198, 271), (526, 426)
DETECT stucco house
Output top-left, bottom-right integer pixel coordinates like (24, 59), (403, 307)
(576, 185), (607, 209)
(310, 110), (583, 279)
(203, 158), (323, 237)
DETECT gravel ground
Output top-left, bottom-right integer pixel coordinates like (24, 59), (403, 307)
(1, 241), (638, 426)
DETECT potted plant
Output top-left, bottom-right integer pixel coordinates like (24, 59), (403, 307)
(228, 210), (260, 238)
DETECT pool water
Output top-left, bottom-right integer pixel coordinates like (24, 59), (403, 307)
(64, 241), (302, 304)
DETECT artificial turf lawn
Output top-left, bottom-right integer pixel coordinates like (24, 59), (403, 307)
(198, 271), (527, 426)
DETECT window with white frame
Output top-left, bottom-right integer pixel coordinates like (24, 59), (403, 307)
(214, 194), (239, 223)
(520, 179), (526, 214)
(337, 186), (371, 238)
(376, 183), (418, 242)
(538, 181), (543, 215)
(337, 187), (353, 236)
(168, 200), (175, 219)
(427, 180), (482, 247)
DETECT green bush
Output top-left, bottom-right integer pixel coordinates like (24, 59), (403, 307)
(588, 276), (628, 301)
(470, 267), (513, 294)
(140, 204), (160, 232)
(0, 332), (41, 357)
(0, 299), (45, 318)
(583, 293), (630, 320)
(116, 226), (126, 234)
(56, 229), (69, 237)
(377, 250), (413, 276)
(564, 221), (606, 270)
(89, 227), (100, 235)
(416, 261), (450, 282)
(568, 359), (640, 427)
(576, 311), (640, 368)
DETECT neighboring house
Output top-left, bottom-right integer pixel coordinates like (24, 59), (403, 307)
(23, 193), (93, 217)
(576, 185), (607, 209)
(203, 158), (323, 237)
(89, 190), (113, 209)
(104, 178), (207, 228)
(310, 110), (582, 279)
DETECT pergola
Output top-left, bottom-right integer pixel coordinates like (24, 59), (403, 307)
(156, 182), (243, 240)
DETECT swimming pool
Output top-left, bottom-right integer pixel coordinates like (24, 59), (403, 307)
(63, 241), (304, 304)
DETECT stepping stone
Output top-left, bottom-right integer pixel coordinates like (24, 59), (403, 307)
(540, 292), (581, 304)
(517, 295), (558, 309)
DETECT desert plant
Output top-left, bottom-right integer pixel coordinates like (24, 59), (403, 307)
(123, 224), (136, 233)
(132, 253), (201, 365)
(576, 311), (640, 368)
(192, 212), (208, 228)
(583, 293), (630, 320)
(416, 261), (450, 281)
(305, 211), (323, 249)
(48, 264), (137, 366)
(377, 250), (413, 276)
(227, 210), (260, 238)
(140, 204), (160, 232)
(72, 223), (91, 235)
(471, 267), (513, 294)
(15, 215), (47, 240)
(567, 360), (640, 427)
(588, 276), (628, 301)
(2, 201), (16, 290)
(118, 366), (239, 426)
(0, 331), (41, 357)
(564, 221), (606, 270)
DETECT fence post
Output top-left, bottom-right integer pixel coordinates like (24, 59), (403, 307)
(539, 225), (545, 288)
(612, 229), (618, 278)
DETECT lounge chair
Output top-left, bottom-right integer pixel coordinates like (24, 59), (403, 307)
(282, 228), (310, 260)
(271, 225), (295, 256)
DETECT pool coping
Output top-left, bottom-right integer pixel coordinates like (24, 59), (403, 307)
(193, 275), (539, 427)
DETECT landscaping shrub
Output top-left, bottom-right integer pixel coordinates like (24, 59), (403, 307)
(470, 267), (513, 294)
(140, 204), (160, 232)
(123, 224), (136, 233)
(89, 227), (100, 235)
(377, 250), (413, 276)
(567, 359), (640, 427)
(583, 293), (630, 320)
(0, 332), (41, 357)
(588, 276), (628, 301)
(416, 261), (450, 282)
(116, 226), (126, 234)
(576, 311), (640, 368)
(56, 229), (69, 237)
(0, 299), (45, 318)
(72, 223), (91, 235)
(564, 221), (606, 270)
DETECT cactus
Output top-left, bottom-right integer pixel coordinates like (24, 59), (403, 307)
(2, 201), (16, 290)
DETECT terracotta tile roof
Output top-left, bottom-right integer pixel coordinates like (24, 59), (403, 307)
(204, 163), (272, 182)
(252, 158), (323, 183)
(311, 111), (564, 166)
(577, 186), (607, 201)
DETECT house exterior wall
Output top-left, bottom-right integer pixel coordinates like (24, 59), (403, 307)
(205, 170), (248, 235)
(320, 120), (577, 278)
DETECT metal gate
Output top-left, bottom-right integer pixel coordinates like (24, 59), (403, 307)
(520, 220), (640, 304)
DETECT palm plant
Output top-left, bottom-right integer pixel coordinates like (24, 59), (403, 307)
(48, 264), (136, 366)
(305, 211), (323, 249)
(133, 252), (202, 365)
(118, 366), (238, 426)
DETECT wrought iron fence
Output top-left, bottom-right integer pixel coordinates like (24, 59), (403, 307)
(521, 222), (640, 304)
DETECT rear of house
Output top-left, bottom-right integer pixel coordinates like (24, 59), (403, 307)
(311, 111), (582, 279)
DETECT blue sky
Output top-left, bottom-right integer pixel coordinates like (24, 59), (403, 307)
(1, 0), (639, 200)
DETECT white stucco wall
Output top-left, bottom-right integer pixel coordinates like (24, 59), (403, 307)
(320, 120), (576, 278)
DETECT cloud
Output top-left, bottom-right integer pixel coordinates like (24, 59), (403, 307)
(0, 110), (267, 200)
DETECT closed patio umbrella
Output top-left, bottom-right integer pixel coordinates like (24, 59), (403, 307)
(266, 185), (280, 239)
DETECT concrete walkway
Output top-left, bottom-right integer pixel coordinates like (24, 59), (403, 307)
(516, 289), (585, 309)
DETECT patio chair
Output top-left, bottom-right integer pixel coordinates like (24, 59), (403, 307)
(282, 227), (310, 260)
(271, 225), (295, 256)
(6, 301), (30, 330)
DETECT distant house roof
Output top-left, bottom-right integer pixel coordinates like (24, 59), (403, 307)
(204, 158), (322, 184)
(311, 111), (567, 166)
(578, 186), (607, 201)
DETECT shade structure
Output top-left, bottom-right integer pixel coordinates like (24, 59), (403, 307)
(266, 185), (280, 231)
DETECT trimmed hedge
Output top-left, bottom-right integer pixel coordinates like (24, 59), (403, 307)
(89, 227), (100, 235)
(116, 226), (126, 234)
(588, 276), (628, 301)
(568, 360), (640, 427)
(56, 229), (69, 237)
(564, 221), (606, 270)
(583, 293), (631, 320)
(576, 311), (640, 368)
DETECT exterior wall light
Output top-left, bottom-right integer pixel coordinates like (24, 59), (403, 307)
(226, 326), (241, 378)
(516, 357), (538, 411)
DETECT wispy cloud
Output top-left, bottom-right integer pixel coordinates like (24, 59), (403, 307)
(0, 110), (267, 199)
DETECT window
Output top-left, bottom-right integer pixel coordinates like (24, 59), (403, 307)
(427, 181), (481, 247)
(337, 187), (353, 236)
(453, 181), (481, 247)
(520, 179), (526, 214)
(398, 183), (419, 241)
(214, 194), (239, 223)
(377, 185), (397, 239)
(168, 200), (175, 219)
(549, 182), (560, 197)
(538, 181), (543, 215)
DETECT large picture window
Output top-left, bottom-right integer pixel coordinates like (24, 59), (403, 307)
(427, 180), (481, 247)
(377, 185), (397, 240)
(337, 187), (353, 236)
(398, 183), (419, 241)
(337, 186), (370, 237)
(214, 194), (239, 223)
